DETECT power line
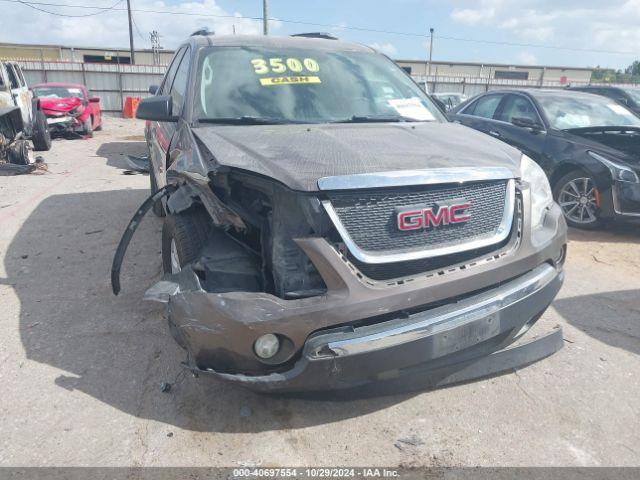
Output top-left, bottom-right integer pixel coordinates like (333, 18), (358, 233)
(13, 0), (124, 18)
(131, 14), (146, 42)
(2, 0), (639, 57)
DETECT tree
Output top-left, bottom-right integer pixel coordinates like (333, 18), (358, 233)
(625, 60), (640, 77)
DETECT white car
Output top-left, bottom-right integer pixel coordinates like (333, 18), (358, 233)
(0, 61), (51, 153)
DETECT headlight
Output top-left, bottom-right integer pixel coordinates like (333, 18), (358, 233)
(70, 106), (82, 117)
(589, 151), (639, 183)
(520, 154), (553, 229)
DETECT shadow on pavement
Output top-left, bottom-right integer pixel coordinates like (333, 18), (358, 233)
(567, 223), (639, 244)
(554, 289), (640, 356)
(96, 141), (148, 172)
(7, 189), (412, 433)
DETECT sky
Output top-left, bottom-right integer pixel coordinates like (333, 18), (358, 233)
(2, 0), (640, 69)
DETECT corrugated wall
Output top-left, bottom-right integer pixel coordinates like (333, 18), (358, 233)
(18, 61), (166, 112)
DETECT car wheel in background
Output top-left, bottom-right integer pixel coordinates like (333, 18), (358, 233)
(553, 170), (602, 229)
(31, 110), (52, 151)
(94, 119), (102, 131)
(84, 117), (94, 137)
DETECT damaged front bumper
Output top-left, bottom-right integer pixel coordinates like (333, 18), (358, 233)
(45, 115), (83, 134)
(163, 261), (563, 395)
(145, 195), (566, 395)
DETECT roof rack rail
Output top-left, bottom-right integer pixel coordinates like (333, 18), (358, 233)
(191, 28), (213, 37)
(291, 32), (338, 40)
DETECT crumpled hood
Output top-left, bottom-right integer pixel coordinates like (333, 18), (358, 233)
(39, 97), (82, 113)
(564, 127), (640, 167)
(192, 122), (522, 191)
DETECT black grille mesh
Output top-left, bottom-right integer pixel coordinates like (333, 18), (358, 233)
(327, 181), (508, 253)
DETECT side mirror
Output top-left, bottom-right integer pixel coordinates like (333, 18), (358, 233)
(512, 116), (543, 131)
(148, 85), (159, 95)
(89, 97), (100, 103)
(136, 95), (176, 122)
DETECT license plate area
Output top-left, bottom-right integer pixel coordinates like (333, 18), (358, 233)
(432, 312), (500, 357)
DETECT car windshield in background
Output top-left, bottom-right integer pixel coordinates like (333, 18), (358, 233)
(537, 93), (640, 130)
(622, 88), (640, 104)
(433, 94), (466, 107)
(33, 86), (84, 99)
(194, 47), (444, 124)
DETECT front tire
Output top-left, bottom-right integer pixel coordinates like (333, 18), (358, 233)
(553, 170), (602, 229)
(83, 116), (94, 137)
(161, 208), (211, 274)
(31, 110), (51, 151)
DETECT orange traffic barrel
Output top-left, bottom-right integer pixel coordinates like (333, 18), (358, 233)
(123, 97), (141, 118)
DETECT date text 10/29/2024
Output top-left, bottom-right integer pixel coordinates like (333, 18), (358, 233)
(232, 468), (402, 478)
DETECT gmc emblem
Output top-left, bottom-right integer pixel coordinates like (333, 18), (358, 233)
(397, 202), (471, 231)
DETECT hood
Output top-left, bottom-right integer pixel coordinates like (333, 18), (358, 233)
(192, 122), (522, 192)
(564, 127), (640, 166)
(39, 97), (83, 113)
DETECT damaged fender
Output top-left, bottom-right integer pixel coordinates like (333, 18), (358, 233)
(111, 184), (176, 295)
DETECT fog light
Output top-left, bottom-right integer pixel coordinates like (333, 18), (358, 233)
(254, 334), (280, 359)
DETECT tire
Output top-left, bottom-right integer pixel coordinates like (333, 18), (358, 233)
(161, 208), (211, 274)
(94, 119), (102, 131)
(149, 168), (166, 217)
(31, 110), (51, 151)
(553, 170), (602, 229)
(83, 116), (94, 137)
(7, 140), (30, 165)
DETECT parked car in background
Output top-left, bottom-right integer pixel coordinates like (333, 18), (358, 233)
(450, 89), (640, 228)
(112, 34), (567, 396)
(431, 92), (468, 111)
(0, 61), (51, 151)
(32, 83), (102, 137)
(568, 85), (640, 117)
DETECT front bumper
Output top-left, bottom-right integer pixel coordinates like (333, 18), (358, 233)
(147, 191), (567, 394)
(192, 263), (564, 395)
(45, 115), (83, 133)
(612, 181), (640, 218)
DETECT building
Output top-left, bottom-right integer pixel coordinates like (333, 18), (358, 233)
(0, 41), (174, 65)
(0, 41), (595, 85)
(395, 59), (594, 84)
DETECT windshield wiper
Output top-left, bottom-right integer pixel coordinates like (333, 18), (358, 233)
(197, 116), (310, 125)
(331, 115), (422, 124)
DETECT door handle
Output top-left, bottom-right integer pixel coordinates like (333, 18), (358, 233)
(488, 130), (501, 137)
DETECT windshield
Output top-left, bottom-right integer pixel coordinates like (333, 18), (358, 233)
(622, 88), (640, 104)
(33, 86), (84, 99)
(194, 46), (444, 124)
(537, 93), (640, 129)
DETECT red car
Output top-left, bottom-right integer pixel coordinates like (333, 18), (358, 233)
(32, 82), (102, 137)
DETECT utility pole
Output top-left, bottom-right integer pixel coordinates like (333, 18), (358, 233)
(150, 30), (162, 65)
(263, 0), (269, 35)
(126, 0), (135, 64)
(427, 27), (434, 77)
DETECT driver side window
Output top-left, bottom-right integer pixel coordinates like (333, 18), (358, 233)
(467, 94), (504, 119)
(497, 95), (541, 125)
(160, 48), (187, 96)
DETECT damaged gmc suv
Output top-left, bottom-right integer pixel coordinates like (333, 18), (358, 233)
(112, 33), (567, 395)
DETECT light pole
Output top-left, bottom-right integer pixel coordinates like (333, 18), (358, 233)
(427, 27), (434, 77)
(126, 0), (135, 64)
(263, 0), (269, 35)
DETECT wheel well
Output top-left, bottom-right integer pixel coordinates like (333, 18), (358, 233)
(550, 163), (588, 189)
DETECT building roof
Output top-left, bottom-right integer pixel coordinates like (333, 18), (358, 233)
(395, 59), (594, 71)
(0, 41), (171, 54)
